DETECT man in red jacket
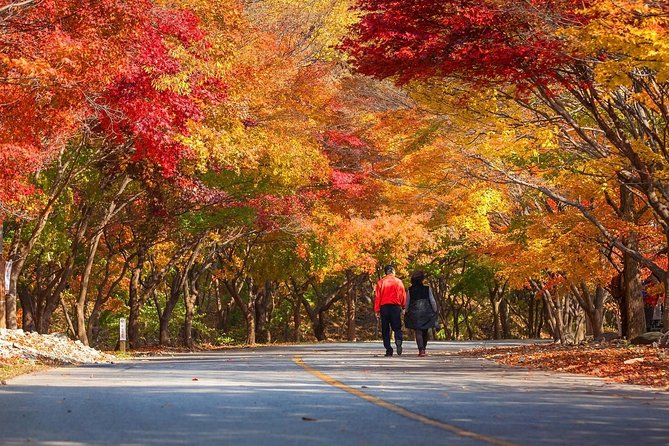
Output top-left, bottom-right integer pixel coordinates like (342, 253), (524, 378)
(375, 265), (406, 356)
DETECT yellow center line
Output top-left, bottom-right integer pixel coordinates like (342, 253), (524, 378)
(293, 355), (520, 446)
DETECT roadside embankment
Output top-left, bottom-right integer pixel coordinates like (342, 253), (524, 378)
(0, 329), (113, 382)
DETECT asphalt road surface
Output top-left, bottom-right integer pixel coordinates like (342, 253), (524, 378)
(2, 341), (669, 446)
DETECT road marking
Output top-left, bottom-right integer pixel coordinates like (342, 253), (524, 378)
(293, 356), (519, 446)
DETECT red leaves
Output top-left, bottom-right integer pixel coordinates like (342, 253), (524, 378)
(459, 344), (669, 389)
(323, 130), (367, 152)
(249, 194), (310, 231)
(0, 0), (226, 206)
(0, 0), (151, 203)
(343, 0), (590, 86)
(99, 5), (225, 178)
(330, 170), (365, 195)
(0, 145), (38, 204)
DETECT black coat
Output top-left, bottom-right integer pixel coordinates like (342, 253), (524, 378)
(404, 286), (438, 330)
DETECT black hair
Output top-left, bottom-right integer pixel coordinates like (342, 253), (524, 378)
(383, 265), (395, 275)
(410, 270), (425, 286)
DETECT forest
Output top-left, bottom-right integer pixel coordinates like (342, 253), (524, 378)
(0, 0), (667, 349)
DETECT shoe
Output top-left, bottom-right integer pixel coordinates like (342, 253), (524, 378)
(418, 350), (426, 357)
(396, 341), (403, 356)
(385, 351), (393, 357)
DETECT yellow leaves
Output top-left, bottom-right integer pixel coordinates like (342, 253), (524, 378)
(630, 138), (667, 167)
(153, 72), (192, 95)
(561, 0), (669, 87)
(263, 135), (328, 187)
(450, 187), (509, 240)
(307, 208), (432, 275)
(245, 0), (359, 61)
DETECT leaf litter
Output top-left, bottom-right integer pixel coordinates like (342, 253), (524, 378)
(453, 342), (669, 389)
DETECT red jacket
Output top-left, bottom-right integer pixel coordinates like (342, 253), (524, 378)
(374, 275), (406, 312)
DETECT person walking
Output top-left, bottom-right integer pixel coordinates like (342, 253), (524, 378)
(404, 270), (439, 357)
(374, 265), (406, 356)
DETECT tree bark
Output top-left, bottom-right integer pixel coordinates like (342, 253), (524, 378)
(254, 280), (274, 344)
(87, 254), (128, 346)
(622, 240), (646, 339)
(570, 282), (606, 339)
(0, 220), (6, 329)
(128, 252), (145, 349)
(159, 274), (183, 346)
(345, 272), (358, 342)
(224, 277), (256, 345)
(183, 279), (195, 349)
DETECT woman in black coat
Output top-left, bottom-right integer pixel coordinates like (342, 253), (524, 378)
(404, 270), (439, 357)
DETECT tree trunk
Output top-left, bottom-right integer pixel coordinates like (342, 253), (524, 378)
(289, 278), (309, 342)
(160, 275), (182, 346)
(591, 285), (606, 339)
(18, 286), (35, 332)
(87, 255), (128, 346)
(500, 298), (511, 338)
(128, 253), (144, 349)
(39, 266), (71, 334)
(571, 282), (606, 340)
(293, 296), (301, 342)
(74, 235), (103, 346)
(314, 311), (326, 341)
(0, 220), (6, 329)
(490, 296), (501, 340)
(345, 277), (357, 341)
(254, 281), (273, 344)
(183, 281), (195, 349)
(622, 237), (646, 339)
(527, 292), (535, 338)
(224, 277), (256, 345)
(245, 305), (256, 345)
(5, 258), (21, 329)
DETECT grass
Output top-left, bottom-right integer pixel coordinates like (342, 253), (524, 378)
(0, 358), (54, 382)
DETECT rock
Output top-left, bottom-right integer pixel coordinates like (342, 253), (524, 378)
(0, 329), (112, 364)
(630, 332), (663, 345)
(623, 357), (644, 365)
(595, 332), (620, 342)
(659, 332), (669, 349)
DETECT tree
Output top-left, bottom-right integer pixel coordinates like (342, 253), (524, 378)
(344, 0), (669, 338)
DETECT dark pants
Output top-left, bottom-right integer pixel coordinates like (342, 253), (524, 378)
(380, 304), (403, 353)
(415, 329), (429, 351)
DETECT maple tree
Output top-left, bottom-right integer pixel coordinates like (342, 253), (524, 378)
(344, 0), (669, 339)
(2, 0), (667, 352)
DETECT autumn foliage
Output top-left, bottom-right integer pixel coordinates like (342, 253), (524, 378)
(342, 0), (593, 85)
(0, 0), (668, 364)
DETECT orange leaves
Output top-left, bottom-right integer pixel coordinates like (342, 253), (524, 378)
(460, 343), (669, 389)
(308, 209), (432, 274)
(0, 0), (153, 204)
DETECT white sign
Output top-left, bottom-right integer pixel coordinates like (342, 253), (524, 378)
(119, 318), (127, 341)
(4, 259), (12, 291)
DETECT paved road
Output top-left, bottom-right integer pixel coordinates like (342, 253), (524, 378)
(1, 341), (668, 445)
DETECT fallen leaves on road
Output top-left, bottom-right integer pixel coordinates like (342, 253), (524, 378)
(453, 343), (669, 389)
(0, 356), (53, 382)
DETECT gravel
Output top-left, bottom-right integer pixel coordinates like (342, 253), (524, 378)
(0, 329), (113, 364)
